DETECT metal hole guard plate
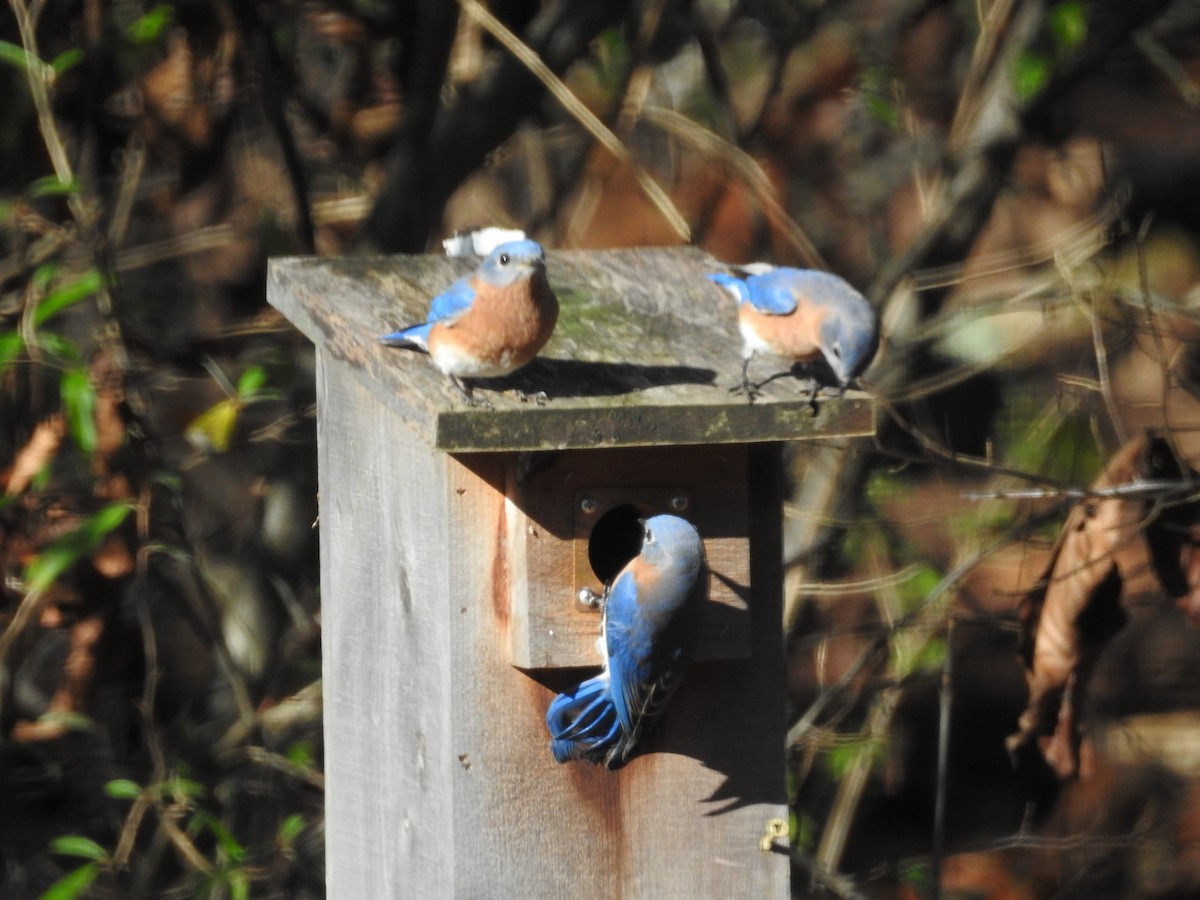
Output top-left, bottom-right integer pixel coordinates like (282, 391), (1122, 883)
(572, 486), (691, 610)
(570, 484), (752, 661)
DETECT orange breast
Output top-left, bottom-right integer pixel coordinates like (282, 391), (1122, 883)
(739, 300), (827, 362)
(428, 274), (558, 376)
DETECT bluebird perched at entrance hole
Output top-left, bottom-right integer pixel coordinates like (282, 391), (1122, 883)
(380, 240), (559, 406)
(546, 514), (707, 769)
(708, 266), (879, 400)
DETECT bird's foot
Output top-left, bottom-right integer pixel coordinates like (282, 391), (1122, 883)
(516, 390), (549, 406)
(728, 380), (760, 404)
(451, 376), (493, 409)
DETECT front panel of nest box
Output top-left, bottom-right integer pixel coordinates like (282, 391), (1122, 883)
(505, 445), (753, 669)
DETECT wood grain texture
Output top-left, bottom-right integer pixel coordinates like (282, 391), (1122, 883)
(314, 356), (789, 897)
(268, 248), (874, 452)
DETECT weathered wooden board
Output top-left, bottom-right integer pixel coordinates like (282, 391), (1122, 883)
(268, 248), (874, 452)
(313, 357), (790, 898)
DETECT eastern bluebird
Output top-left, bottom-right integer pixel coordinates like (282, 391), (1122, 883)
(546, 514), (707, 769)
(380, 239), (559, 405)
(709, 267), (879, 399)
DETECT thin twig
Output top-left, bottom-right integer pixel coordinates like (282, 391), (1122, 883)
(114, 225), (239, 271)
(114, 492), (166, 871)
(107, 133), (147, 248)
(642, 105), (825, 267)
(457, 0), (690, 241)
(930, 615), (955, 900)
(793, 845), (872, 900)
(788, 563), (925, 596)
(8, 0), (89, 228)
(962, 479), (1197, 502)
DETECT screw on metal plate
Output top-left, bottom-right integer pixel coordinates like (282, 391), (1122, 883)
(670, 494), (689, 512)
(576, 586), (604, 610)
(579, 496), (598, 514)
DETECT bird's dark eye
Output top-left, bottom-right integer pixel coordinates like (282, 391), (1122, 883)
(644, 528), (654, 544)
(499, 253), (510, 265)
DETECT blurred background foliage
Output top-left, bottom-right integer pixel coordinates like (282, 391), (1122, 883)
(4, 0), (1200, 896)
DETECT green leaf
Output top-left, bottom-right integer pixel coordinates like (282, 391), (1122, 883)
(277, 813), (306, 846)
(228, 867), (250, 900)
(909, 635), (947, 674)
(1013, 50), (1050, 102)
(37, 332), (82, 363)
(865, 94), (899, 130)
(36, 269), (103, 326)
(127, 5), (175, 44)
(49, 836), (108, 862)
(824, 738), (885, 781)
(285, 740), (315, 769)
(22, 502), (133, 594)
(896, 563), (944, 614)
(36, 711), (95, 732)
(50, 48), (85, 76)
(0, 40), (44, 74)
(1006, 399), (1103, 484)
(151, 472), (184, 492)
(27, 175), (81, 199)
(794, 811), (816, 853)
(60, 368), (98, 454)
(164, 774), (206, 801)
(1050, 0), (1088, 53)
(901, 861), (932, 893)
(860, 66), (899, 130)
(37, 862), (99, 900)
(33, 263), (58, 290)
(194, 812), (246, 862)
(0, 331), (23, 372)
(236, 365), (267, 398)
(105, 778), (142, 800)
(185, 399), (239, 452)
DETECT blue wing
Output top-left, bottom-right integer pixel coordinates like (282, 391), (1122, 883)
(603, 569), (656, 736)
(378, 276), (477, 349)
(742, 270), (801, 316)
(708, 272), (749, 303)
(427, 276), (477, 323)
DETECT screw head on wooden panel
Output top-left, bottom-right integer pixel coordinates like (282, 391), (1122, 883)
(579, 496), (597, 514)
(670, 494), (688, 512)
(577, 587), (603, 609)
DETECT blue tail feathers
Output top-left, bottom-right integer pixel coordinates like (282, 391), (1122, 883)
(546, 675), (623, 766)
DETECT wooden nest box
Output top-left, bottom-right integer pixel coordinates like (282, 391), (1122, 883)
(269, 247), (874, 898)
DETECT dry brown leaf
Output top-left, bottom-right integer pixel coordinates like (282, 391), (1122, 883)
(1010, 434), (1150, 775)
(904, 850), (1032, 900)
(3, 416), (65, 496)
(11, 613), (105, 743)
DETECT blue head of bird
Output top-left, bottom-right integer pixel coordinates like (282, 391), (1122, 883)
(638, 514), (704, 574)
(476, 239), (546, 287)
(819, 304), (879, 388)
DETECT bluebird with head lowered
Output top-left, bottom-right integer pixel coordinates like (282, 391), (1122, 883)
(380, 239), (559, 406)
(708, 266), (878, 400)
(546, 514), (707, 769)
